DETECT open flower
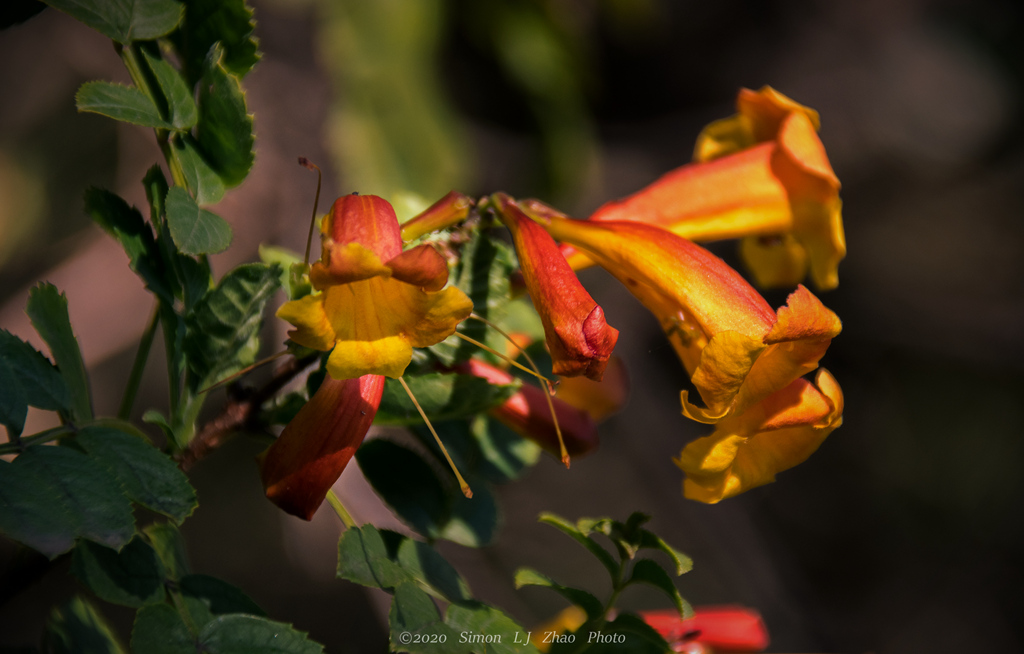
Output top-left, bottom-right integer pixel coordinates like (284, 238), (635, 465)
(567, 87), (845, 290)
(537, 213), (842, 500)
(493, 193), (618, 381)
(259, 374), (384, 520)
(276, 194), (473, 380)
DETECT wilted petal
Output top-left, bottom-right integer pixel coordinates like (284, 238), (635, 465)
(259, 374), (385, 520)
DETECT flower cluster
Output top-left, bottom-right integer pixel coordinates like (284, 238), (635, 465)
(264, 87), (845, 518)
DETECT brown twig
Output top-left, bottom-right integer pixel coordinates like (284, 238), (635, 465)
(176, 353), (319, 471)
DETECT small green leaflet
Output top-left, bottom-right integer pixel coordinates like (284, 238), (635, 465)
(26, 283), (92, 422)
(43, 0), (183, 44)
(165, 186), (232, 255)
(76, 81), (172, 128)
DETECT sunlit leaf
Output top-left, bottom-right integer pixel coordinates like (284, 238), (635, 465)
(165, 186), (232, 256)
(172, 0), (260, 83)
(195, 44), (254, 188)
(170, 135), (226, 205)
(43, 0), (183, 44)
(513, 568), (603, 620)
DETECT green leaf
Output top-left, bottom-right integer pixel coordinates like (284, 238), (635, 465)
(513, 568), (603, 620)
(473, 417), (540, 484)
(638, 530), (693, 576)
(84, 188), (175, 302)
(77, 425), (197, 522)
(172, 0), (260, 83)
(165, 186), (232, 256)
(26, 283), (92, 421)
(75, 81), (171, 128)
(180, 574), (266, 616)
(0, 330), (71, 435)
(195, 44), (254, 187)
(429, 230), (517, 366)
(170, 136), (225, 205)
(445, 602), (540, 654)
(71, 537), (166, 608)
(338, 525), (472, 603)
(579, 613), (673, 654)
(198, 615), (323, 654)
(625, 560), (692, 620)
(131, 604), (194, 654)
(356, 440), (449, 540)
(141, 47), (198, 130)
(388, 583), (459, 654)
(376, 373), (520, 425)
(538, 513), (619, 581)
(183, 263), (280, 390)
(439, 479), (499, 548)
(0, 446), (134, 556)
(143, 522), (190, 581)
(43, 0), (183, 44)
(45, 596), (126, 654)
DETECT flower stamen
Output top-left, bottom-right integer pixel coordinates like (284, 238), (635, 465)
(398, 376), (473, 498)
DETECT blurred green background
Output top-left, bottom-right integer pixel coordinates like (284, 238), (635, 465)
(2, 0), (1023, 652)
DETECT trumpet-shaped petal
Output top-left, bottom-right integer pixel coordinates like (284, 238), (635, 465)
(494, 193), (618, 380)
(572, 87), (844, 290)
(276, 194), (473, 379)
(259, 374), (385, 520)
(676, 368), (843, 503)
(399, 190), (473, 242)
(540, 215), (842, 499)
(460, 358), (600, 457)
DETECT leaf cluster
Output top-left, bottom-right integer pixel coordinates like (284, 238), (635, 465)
(514, 513), (694, 654)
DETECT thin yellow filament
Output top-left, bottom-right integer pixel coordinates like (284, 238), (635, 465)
(198, 350), (289, 394)
(466, 314), (569, 468)
(399, 376), (473, 498)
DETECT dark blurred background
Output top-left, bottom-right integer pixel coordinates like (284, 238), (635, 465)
(2, 0), (1023, 652)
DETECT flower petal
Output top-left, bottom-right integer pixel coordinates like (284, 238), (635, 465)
(495, 195), (619, 380)
(310, 241), (392, 288)
(386, 243), (449, 292)
(275, 293), (336, 351)
(259, 374), (385, 520)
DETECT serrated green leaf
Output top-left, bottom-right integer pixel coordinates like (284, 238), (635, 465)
(357, 440), (449, 540)
(84, 187), (175, 303)
(538, 513), (619, 580)
(625, 560), (691, 619)
(130, 603), (194, 654)
(198, 614), (323, 654)
(391, 532), (473, 602)
(195, 44), (254, 187)
(0, 354), (27, 436)
(0, 330), (71, 413)
(513, 568), (603, 620)
(430, 231), (517, 366)
(638, 530), (693, 576)
(141, 47), (198, 130)
(45, 596), (126, 654)
(75, 81), (171, 128)
(180, 574), (266, 616)
(389, 583), (460, 654)
(165, 186), (232, 255)
(445, 602), (540, 654)
(0, 446), (134, 556)
(144, 522), (190, 581)
(172, 0), (259, 83)
(376, 373), (520, 426)
(43, 0), (183, 44)
(170, 135), (226, 206)
(183, 262), (280, 389)
(77, 425), (197, 522)
(26, 283), (92, 421)
(71, 537), (166, 608)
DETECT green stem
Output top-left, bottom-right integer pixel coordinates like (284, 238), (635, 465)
(118, 304), (160, 420)
(326, 490), (356, 528)
(0, 424), (76, 455)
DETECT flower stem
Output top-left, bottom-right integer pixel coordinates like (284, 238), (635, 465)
(399, 376), (473, 498)
(118, 304), (160, 420)
(326, 490), (356, 528)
